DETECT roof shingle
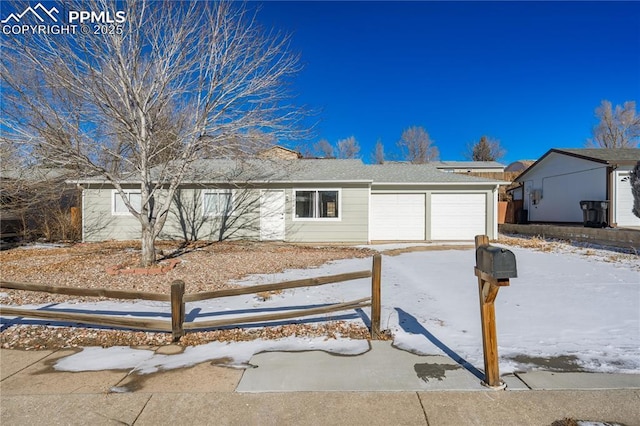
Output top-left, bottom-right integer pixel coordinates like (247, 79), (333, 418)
(553, 148), (640, 163)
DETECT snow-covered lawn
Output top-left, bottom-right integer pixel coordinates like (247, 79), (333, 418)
(4, 242), (639, 375)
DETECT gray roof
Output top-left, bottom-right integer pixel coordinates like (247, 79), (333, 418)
(1, 167), (77, 182)
(78, 158), (505, 185)
(180, 159), (503, 184)
(552, 148), (640, 163)
(181, 159), (368, 182)
(360, 163), (504, 184)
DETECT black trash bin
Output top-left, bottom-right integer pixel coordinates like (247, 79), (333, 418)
(516, 208), (528, 224)
(579, 200), (609, 228)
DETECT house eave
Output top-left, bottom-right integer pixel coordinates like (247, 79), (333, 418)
(72, 179), (375, 186)
(516, 148), (640, 182)
(371, 181), (509, 187)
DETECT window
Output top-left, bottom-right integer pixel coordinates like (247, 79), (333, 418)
(294, 190), (340, 220)
(295, 191), (315, 218)
(113, 190), (141, 215)
(203, 191), (233, 217)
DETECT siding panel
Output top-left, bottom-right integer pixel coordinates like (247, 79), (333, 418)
(286, 187), (369, 243)
(84, 188), (141, 241)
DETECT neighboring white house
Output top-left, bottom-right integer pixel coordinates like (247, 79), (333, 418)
(513, 148), (640, 227)
(77, 159), (506, 243)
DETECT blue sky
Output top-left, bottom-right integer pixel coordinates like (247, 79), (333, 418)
(256, 1), (640, 164)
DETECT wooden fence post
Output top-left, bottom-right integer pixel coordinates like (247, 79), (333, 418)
(171, 280), (186, 342)
(371, 254), (382, 339)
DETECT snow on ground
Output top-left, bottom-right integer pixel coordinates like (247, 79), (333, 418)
(55, 337), (371, 374)
(3, 242), (639, 375)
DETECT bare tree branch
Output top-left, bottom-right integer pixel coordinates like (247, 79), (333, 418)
(313, 139), (334, 158)
(397, 126), (438, 164)
(587, 100), (640, 148)
(0, 0), (302, 265)
(336, 136), (360, 159)
(1, 0), (308, 266)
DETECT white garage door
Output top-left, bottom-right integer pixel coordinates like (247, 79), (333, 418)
(371, 194), (425, 240)
(431, 193), (486, 240)
(615, 172), (640, 227)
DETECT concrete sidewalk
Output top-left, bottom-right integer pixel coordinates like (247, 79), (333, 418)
(2, 344), (639, 425)
(237, 341), (640, 392)
(3, 390), (639, 425)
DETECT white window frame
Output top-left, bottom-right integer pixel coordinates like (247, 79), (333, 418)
(112, 190), (141, 216)
(202, 190), (234, 217)
(292, 188), (342, 222)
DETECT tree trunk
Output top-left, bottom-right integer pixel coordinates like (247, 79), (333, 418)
(140, 225), (156, 267)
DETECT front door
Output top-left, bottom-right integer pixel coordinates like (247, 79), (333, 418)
(260, 190), (286, 241)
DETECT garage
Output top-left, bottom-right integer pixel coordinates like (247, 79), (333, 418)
(370, 193), (425, 240)
(431, 193), (486, 240)
(615, 172), (640, 227)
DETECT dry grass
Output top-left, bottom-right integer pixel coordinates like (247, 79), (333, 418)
(380, 245), (474, 256)
(551, 419), (626, 426)
(551, 420), (580, 426)
(499, 234), (640, 271)
(0, 240), (374, 305)
(255, 289), (284, 301)
(0, 240), (378, 349)
(498, 235), (559, 252)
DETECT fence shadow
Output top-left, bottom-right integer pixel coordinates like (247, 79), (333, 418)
(0, 312), (360, 333)
(355, 307), (371, 329)
(0, 303), (362, 332)
(190, 313), (360, 332)
(395, 307), (484, 381)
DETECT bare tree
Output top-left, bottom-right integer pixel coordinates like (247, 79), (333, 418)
(0, 167), (80, 242)
(397, 126), (439, 164)
(1, 0), (306, 266)
(587, 100), (640, 148)
(371, 139), (385, 164)
(336, 136), (360, 159)
(630, 161), (640, 219)
(466, 136), (506, 161)
(313, 139), (334, 158)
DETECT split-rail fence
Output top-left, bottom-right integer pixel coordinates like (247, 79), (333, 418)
(0, 254), (382, 341)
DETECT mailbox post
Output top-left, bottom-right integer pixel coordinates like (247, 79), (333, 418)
(474, 235), (517, 389)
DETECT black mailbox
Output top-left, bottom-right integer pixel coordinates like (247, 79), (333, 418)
(476, 245), (517, 279)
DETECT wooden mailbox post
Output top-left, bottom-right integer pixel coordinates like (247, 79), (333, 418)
(474, 235), (517, 389)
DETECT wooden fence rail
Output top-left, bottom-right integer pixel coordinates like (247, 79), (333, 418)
(184, 270), (372, 303)
(0, 306), (172, 332)
(0, 254), (382, 341)
(0, 281), (170, 301)
(183, 298), (372, 331)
